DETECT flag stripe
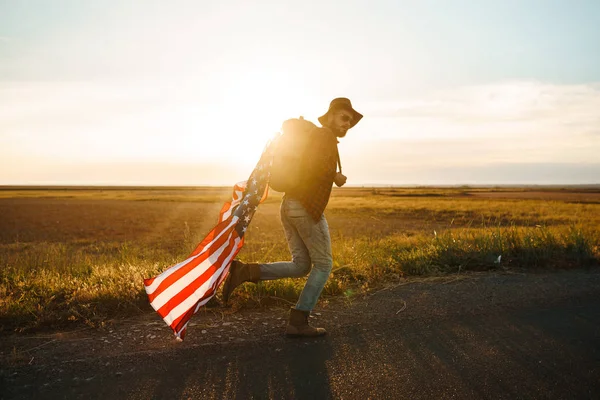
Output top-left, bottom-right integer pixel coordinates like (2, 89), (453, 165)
(189, 213), (240, 256)
(146, 224), (234, 305)
(219, 184), (245, 221)
(145, 216), (238, 297)
(153, 230), (237, 312)
(163, 236), (242, 326)
(169, 247), (239, 336)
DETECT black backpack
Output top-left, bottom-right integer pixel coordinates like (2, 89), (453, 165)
(269, 117), (341, 193)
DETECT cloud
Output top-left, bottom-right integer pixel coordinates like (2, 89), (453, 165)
(380, 81), (600, 135)
(349, 80), (600, 147)
(355, 162), (600, 185)
(339, 81), (600, 184)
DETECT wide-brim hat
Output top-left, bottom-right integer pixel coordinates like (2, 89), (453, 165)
(318, 97), (363, 128)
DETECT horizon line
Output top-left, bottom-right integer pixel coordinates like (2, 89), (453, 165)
(1, 183), (599, 190)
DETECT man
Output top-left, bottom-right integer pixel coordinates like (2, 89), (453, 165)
(222, 98), (363, 337)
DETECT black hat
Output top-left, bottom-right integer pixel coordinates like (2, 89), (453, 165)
(318, 97), (363, 128)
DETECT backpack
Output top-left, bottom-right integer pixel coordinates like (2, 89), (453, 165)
(269, 117), (341, 193)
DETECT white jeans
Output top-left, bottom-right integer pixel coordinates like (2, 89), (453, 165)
(259, 197), (333, 311)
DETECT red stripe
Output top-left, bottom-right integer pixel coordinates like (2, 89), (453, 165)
(260, 186), (269, 202)
(188, 216), (235, 257)
(219, 196), (236, 220)
(218, 185), (244, 221)
(170, 237), (244, 334)
(170, 284), (217, 334)
(147, 225), (233, 304)
(171, 307), (196, 337)
(156, 230), (241, 318)
(219, 202), (232, 219)
(169, 238), (244, 339)
(146, 219), (236, 303)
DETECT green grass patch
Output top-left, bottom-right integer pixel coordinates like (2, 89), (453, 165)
(1, 187), (599, 333)
(3, 224), (596, 333)
(242, 225), (598, 303)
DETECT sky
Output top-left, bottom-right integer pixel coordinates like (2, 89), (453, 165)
(1, 0), (599, 186)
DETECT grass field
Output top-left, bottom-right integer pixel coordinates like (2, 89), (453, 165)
(1, 186), (599, 333)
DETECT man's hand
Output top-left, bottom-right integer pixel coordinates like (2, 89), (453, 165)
(334, 172), (347, 187)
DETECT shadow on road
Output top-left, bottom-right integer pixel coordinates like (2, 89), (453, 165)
(114, 300), (599, 399)
(136, 337), (334, 399)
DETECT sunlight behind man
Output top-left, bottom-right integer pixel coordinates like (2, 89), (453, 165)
(201, 66), (316, 166)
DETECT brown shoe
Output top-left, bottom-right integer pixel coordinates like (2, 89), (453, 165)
(222, 260), (261, 303)
(285, 308), (327, 337)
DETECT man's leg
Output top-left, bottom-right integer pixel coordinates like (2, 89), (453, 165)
(223, 199), (312, 302)
(272, 199), (333, 310)
(292, 213), (333, 312)
(258, 198), (312, 280)
(281, 199), (331, 337)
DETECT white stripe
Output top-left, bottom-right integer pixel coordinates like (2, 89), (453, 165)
(144, 217), (238, 295)
(191, 262), (232, 314)
(175, 321), (190, 339)
(144, 256), (200, 295)
(150, 232), (235, 311)
(164, 237), (241, 326)
(195, 216), (238, 258)
(174, 290), (214, 337)
(221, 185), (246, 221)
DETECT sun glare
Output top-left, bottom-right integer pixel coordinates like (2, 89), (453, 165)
(197, 66), (314, 166)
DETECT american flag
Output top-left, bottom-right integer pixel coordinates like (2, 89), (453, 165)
(143, 144), (273, 340)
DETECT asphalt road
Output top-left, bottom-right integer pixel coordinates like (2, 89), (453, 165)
(2, 270), (600, 399)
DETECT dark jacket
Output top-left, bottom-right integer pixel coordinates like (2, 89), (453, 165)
(287, 126), (339, 221)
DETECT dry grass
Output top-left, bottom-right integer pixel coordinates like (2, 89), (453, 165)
(1, 187), (598, 333)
